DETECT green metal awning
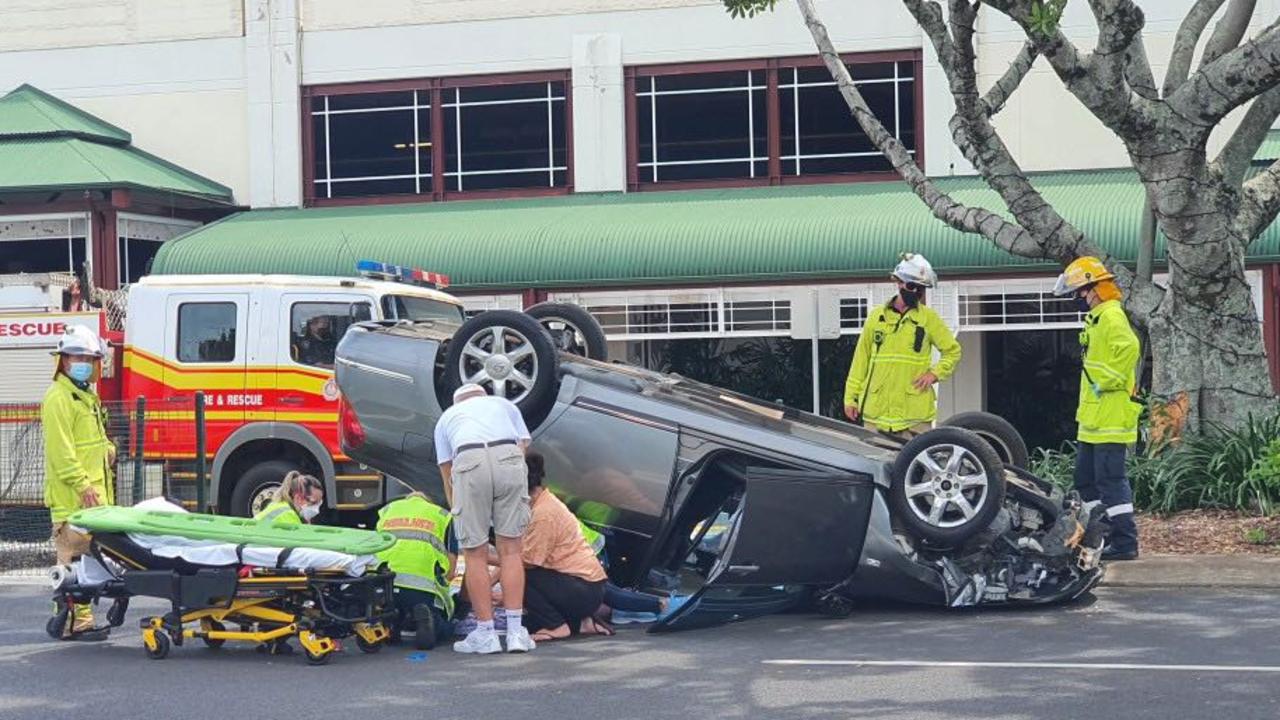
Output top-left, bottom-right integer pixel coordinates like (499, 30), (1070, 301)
(152, 168), (1280, 290)
(0, 85), (233, 205)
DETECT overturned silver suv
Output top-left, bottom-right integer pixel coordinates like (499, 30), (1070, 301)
(335, 305), (1105, 631)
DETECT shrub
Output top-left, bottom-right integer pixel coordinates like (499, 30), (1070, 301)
(1027, 413), (1280, 515)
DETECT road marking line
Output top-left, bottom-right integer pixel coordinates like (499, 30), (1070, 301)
(764, 659), (1280, 674)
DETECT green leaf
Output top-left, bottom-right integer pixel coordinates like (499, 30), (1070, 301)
(721, 0), (778, 19)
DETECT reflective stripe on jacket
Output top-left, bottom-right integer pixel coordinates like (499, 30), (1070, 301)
(43, 374), (113, 524)
(843, 301), (962, 433)
(578, 519), (606, 557)
(255, 500), (301, 525)
(1076, 299), (1141, 444)
(376, 496), (455, 616)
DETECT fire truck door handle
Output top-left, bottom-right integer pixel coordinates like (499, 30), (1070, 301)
(279, 396), (304, 406)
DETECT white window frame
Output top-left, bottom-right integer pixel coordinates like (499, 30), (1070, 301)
(457, 293), (525, 318)
(778, 61), (915, 175)
(636, 70), (768, 182)
(0, 213), (90, 275)
(312, 90), (432, 199)
(116, 213), (199, 286)
(443, 83), (568, 192)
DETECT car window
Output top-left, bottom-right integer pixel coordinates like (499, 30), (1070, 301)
(290, 301), (372, 369)
(381, 294), (464, 324)
(177, 302), (237, 363)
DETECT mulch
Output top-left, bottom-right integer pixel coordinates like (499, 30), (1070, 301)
(1137, 510), (1280, 555)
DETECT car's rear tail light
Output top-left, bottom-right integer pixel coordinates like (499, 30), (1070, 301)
(338, 394), (366, 450)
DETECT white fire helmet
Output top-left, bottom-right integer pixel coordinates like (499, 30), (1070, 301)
(891, 252), (938, 288)
(50, 325), (104, 358)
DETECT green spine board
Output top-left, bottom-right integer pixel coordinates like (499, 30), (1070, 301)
(69, 506), (396, 555)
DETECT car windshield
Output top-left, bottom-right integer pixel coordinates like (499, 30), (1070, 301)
(381, 294), (464, 324)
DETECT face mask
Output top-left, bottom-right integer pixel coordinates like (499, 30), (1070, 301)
(67, 362), (94, 383)
(299, 502), (321, 521)
(899, 288), (922, 309)
(1074, 294), (1092, 313)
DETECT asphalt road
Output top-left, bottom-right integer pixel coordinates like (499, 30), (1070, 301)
(1, 584), (1277, 720)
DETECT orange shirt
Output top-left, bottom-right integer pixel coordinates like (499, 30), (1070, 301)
(522, 490), (607, 583)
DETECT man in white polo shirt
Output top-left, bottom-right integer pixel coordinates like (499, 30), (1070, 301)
(435, 383), (535, 654)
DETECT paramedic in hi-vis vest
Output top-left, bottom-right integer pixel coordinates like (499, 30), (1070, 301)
(1053, 257), (1142, 561)
(376, 492), (458, 650)
(43, 325), (114, 641)
(843, 253), (962, 440)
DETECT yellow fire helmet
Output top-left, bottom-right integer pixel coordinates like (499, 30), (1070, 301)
(1052, 256), (1114, 296)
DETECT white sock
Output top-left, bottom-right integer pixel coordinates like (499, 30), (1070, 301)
(477, 619), (494, 633)
(505, 609), (524, 632)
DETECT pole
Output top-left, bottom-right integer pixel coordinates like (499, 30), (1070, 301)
(811, 289), (821, 414)
(194, 391), (207, 513)
(131, 396), (145, 504)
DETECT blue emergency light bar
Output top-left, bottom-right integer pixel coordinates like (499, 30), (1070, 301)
(356, 260), (450, 289)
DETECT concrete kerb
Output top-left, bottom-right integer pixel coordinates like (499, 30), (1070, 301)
(1099, 554), (1280, 589)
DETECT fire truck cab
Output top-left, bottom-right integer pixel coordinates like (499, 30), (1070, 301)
(123, 264), (464, 518)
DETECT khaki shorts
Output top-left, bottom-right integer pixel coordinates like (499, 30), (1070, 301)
(52, 522), (92, 565)
(450, 445), (530, 549)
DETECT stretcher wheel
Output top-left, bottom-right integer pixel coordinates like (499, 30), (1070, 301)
(303, 646), (332, 665)
(355, 634), (382, 654)
(106, 599), (129, 627)
(144, 630), (171, 660)
(201, 620), (226, 649)
(46, 608), (70, 640)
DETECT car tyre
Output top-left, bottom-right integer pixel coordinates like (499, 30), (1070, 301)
(942, 411), (1030, 469)
(229, 460), (303, 518)
(442, 310), (558, 419)
(525, 302), (608, 361)
(889, 427), (1007, 546)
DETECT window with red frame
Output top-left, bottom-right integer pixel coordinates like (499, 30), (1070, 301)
(307, 77), (569, 202)
(629, 54), (919, 188)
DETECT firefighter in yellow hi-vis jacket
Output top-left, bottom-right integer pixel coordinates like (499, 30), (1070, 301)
(844, 253), (962, 439)
(1053, 256), (1142, 561)
(43, 325), (114, 641)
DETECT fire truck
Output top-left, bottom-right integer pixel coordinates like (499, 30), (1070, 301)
(0, 262), (464, 521)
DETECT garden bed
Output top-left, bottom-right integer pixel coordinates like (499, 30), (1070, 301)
(1138, 510), (1280, 555)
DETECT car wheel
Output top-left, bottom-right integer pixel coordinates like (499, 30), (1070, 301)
(525, 302), (608, 361)
(443, 310), (558, 417)
(229, 460), (302, 518)
(889, 427), (1007, 546)
(942, 411), (1030, 469)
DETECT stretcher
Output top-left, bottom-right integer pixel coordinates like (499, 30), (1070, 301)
(49, 502), (398, 665)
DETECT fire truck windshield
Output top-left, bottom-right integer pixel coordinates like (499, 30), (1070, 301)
(381, 295), (465, 324)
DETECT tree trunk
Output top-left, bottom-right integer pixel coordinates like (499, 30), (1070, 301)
(1143, 176), (1277, 439)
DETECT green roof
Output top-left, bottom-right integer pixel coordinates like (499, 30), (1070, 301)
(0, 84), (233, 204)
(152, 169), (1280, 290)
(1257, 129), (1280, 163)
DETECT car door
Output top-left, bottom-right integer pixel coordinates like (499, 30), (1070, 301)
(277, 293), (373, 428)
(163, 293), (249, 446)
(650, 464), (873, 632)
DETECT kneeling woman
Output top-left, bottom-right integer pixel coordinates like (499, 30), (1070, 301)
(521, 453), (611, 641)
(255, 471), (324, 524)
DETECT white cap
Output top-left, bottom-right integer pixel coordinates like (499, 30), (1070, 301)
(50, 325), (104, 358)
(891, 252), (938, 288)
(452, 383), (488, 403)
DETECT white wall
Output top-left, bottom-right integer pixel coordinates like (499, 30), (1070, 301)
(301, 0), (716, 30)
(0, 0), (242, 52)
(937, 331), (985, 420)
(0, 37), (250, 202)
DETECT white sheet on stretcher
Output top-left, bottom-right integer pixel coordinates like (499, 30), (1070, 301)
(124, 498), (377, 577)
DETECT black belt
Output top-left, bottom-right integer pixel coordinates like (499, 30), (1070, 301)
(456, 439), (518, 454)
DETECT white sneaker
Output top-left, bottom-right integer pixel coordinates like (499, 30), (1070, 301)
(452, 628), (502, 654)
(505, 626), (536, 653)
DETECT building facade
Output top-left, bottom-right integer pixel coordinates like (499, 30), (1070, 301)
(2, 0), (1278, 449)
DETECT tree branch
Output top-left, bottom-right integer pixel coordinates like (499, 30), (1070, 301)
(1213, 86), (1280, 190)
(791, 0), (1045, 260)
(983, 41), (1038, 115)
(1165, 0), (1227, 96)
(1201, 0), (1258, 66)
(1236, 157), (1280, 243)
(1170, 17), (1280, 125)
(985, 0), (1155, 143)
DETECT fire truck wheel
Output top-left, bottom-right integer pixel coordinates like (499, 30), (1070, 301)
(229, 460), (304, 518)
